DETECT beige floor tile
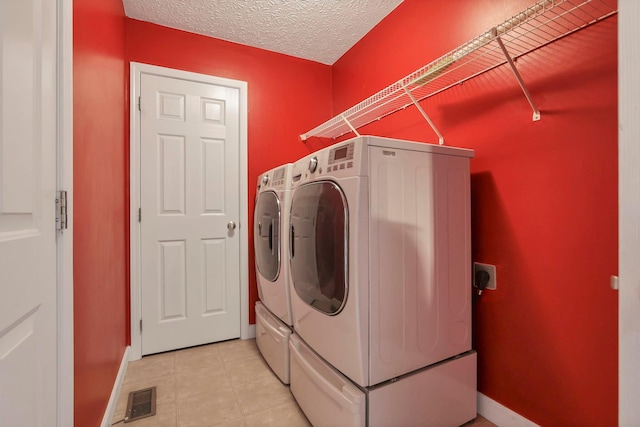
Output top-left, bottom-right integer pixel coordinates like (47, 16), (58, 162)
(243, 401), (311, 427)
(233, 371), (295, 416)
(177, 364), (231, 400)
(175, 343), (224, 373)
(178, 388), (244, 427)
(113, 376), (176, 420)
(114, 399), (178, 427)
(464, 415), (496, 426)
(124, 351), (176, 385)
(216, 339), (261, 362)
(223, 355), (272, 385)
(210, 418), (247, 427)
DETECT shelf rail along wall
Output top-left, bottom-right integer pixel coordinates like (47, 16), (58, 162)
(300, 0), (618, 145)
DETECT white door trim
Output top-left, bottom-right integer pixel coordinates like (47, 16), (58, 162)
(57, 0), (74, 425)
(619, 0), (640, 424)
(129, 62), (249, 361)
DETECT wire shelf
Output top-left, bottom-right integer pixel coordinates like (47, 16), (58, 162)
(300, 0), (617, 143)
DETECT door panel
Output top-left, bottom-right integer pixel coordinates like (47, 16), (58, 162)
(203, 139), (226, 213)
(140, 73), (241, 355)
(158, 240), (187, 320)
(158, 135), (186, 214)
(0, 0), (58, 424)
(203, 238), (226, 313)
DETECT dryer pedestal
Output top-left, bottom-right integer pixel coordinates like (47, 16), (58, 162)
(289, 333), (477, 427)
(255, 302), (292, 384)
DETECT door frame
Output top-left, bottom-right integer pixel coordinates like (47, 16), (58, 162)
(129, 62), (250, 361)
(619, 0), (640, 423)
(57, 0), (74, 425)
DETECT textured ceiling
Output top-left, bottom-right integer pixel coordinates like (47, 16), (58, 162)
(122, 0), (404, 65)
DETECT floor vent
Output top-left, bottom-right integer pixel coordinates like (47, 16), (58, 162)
(124, 386), (156, 423)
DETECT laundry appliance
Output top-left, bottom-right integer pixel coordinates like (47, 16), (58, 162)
(254, 163), (294, 384)
(287, 136), (477, 426)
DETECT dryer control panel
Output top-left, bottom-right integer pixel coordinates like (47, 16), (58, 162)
(291, 140), (361, 188)
(327, 142), (355, 173)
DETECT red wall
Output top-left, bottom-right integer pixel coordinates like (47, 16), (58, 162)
(125, 19), (332, 324)
(73, 0), (128, 425)
(72, 2), (616, 425)
(332, 0), (618, 425)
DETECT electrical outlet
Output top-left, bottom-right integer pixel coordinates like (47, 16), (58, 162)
(473, 262), (497, 290)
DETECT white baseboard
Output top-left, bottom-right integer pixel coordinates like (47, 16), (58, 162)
(243, 323), (256, 339)
(101, 346), (131, 427)
(477, 392), (539, 427)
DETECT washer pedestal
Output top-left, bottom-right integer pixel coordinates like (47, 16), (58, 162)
(255, 302), (292, 384)
(290, 333), (477, 427)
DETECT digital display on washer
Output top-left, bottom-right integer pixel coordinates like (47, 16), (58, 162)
(273, 167), (285, 181)
(334, 146), (348, 161)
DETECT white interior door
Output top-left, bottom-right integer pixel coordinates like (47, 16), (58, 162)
(139, 72), (241, 355)
(0, 0), (58, 425)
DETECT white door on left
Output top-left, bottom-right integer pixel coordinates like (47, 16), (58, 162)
(0, 0), (58, 425)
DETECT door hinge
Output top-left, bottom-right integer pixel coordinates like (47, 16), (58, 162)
(138, 207), (141, 223)
(137, 96), (141, 111)
(140, 319), (143, 332)
(55, 190), (68, 230)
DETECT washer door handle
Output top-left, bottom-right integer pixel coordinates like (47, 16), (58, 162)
(290, 225), (295, 259)
(268, 222), (273, 252)
(227, 221), (237, 231)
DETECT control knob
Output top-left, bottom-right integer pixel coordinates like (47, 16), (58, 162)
(309, 156), (318, 173)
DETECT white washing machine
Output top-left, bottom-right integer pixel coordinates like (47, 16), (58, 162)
(287, 136), (477, 425)
(254, 163), (294, 384)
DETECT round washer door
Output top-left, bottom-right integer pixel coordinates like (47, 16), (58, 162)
(290, 181), (348, 315)
(254, 191), (281, 282)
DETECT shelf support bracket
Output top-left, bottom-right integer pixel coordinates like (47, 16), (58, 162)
(494, 30), (541, 121)
(401, 84), (444, 145)
(341, 114), (360, 137)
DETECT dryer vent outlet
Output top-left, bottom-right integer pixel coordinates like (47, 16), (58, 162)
(473, 262), (497, 290)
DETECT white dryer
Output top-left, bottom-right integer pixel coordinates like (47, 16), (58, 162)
(254, 163), (294, 384)
(288, 136), (477, 426)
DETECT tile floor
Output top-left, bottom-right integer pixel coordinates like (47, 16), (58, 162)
(111, 339), (495, 427)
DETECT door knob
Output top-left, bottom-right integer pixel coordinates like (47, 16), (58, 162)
(227, 221), (237, 231)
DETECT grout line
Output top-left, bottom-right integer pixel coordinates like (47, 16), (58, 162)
(173, 352), (179, 427)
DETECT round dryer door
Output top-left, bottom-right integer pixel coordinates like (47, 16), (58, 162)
(290, 181), (347, 315)
(254, 191), (281, 281)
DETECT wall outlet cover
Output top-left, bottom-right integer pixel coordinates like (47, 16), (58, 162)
(474, 262), (497, 290)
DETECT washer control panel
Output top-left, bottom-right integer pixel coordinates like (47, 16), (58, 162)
(271, 167), (286, 186)
(258, 166), (287, 190)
